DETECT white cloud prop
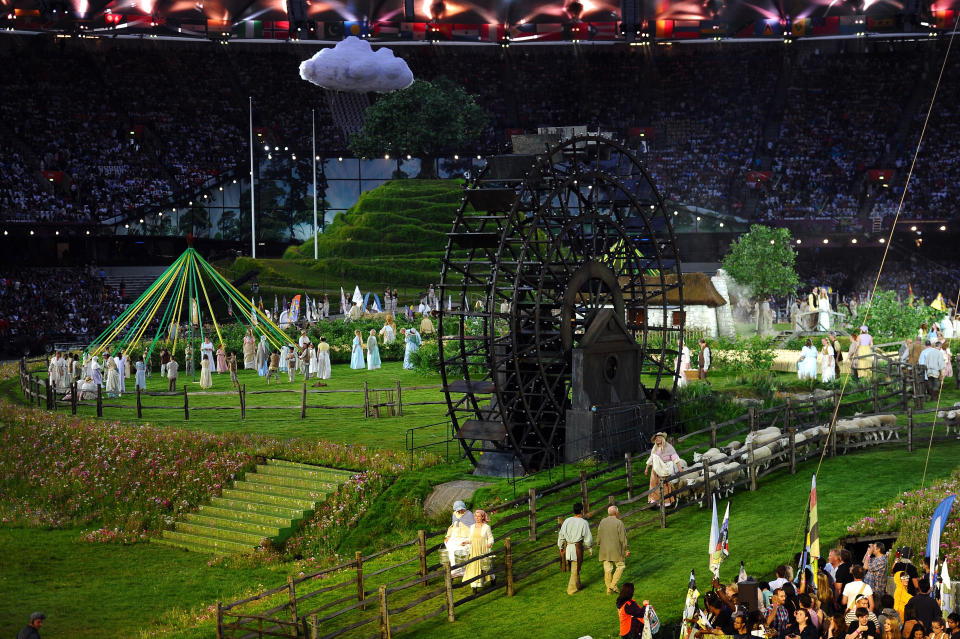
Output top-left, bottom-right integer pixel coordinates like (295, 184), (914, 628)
(299, 36), (414, 94)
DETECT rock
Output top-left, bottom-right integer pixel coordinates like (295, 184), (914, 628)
(422, 480), (492, 517)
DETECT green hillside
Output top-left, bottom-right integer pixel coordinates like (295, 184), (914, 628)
(221, 179), (464, 294)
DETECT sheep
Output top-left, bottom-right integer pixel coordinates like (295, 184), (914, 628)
(745, 426), (781, 448)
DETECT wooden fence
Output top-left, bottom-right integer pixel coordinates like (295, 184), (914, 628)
(18, 359), (444, 421)
(213, 358), (954, 639)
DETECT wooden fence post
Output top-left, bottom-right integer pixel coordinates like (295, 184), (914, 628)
(306, 615), (319, 639)
(902, 370), (909, 410)
(363, 381), (370, 418)
(356, 551), (365, 611)
(701, 459), (711, 509)
(96, 383), (103, 417)
(579, 470), (589, 516)
(873, 376), (880, 413)
(505, 537), (515, 596)
(659, 493), (667, 528)
(287, 576), (298, 633)
(748, 441), (757, 491)
(709, 421), (717, 449)
(46, 379), (53, 410)
(625, 453), (634, 500)
(216, 602), (223, 639)
(417, 530), (427, 580)
(788, 428), (796, 474)
(378, 585), (391, 639)
(443, 562), (456, 622)
(241, 384), (246, 421)
(748, 406), (757, 432)
(528, 488), (537, 541)
(396, 380), (403, 416)
(136, 386), (142, 419)
(785, 398), (792, 432)
(183, 386), (189, 421)
(301, 383), (308, 419)
(71, 382), (77, 415)
(36, 376), (42, 408)
(907, 406), (914, 453)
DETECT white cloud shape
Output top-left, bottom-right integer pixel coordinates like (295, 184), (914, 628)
(299, 36), (414, 94)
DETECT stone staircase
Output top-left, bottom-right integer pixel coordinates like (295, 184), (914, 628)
(155, 460), (355, 554)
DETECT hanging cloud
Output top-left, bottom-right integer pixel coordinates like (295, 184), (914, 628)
(299, 36), (414, 94)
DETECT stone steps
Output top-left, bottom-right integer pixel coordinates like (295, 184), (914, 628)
(158, 459), (350, 555)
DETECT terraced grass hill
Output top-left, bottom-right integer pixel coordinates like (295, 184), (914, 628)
(220, 180), (464, 295)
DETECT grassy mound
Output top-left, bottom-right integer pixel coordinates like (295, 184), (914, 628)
(220, 180), (464, 293)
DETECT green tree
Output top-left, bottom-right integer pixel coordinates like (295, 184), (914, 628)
(722, 224), (799, 299)
(853, 289), (941, 341)
(349, 79), (489, 179)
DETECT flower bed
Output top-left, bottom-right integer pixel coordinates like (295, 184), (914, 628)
(0, 399), (435, 546)
(846, 469), (960, 571)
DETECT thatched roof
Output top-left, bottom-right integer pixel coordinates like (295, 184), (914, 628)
(633, 272), (728, 308)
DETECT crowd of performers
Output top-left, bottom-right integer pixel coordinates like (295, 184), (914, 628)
(48, 313), (426, 400)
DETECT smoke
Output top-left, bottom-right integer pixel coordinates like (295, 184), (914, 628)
(299, 36), (414, 94)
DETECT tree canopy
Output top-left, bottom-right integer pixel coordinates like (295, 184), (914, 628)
(349, 79), (489, 176)
(853, 289), (941, 341)
(722, 224), (799, 298)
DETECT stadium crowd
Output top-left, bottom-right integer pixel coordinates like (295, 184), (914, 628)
(1, 38), (959, 227)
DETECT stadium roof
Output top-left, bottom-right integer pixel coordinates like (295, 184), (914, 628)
(4, 0), (951, 39)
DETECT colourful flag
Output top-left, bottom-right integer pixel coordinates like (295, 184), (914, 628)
(680, 570), (700, 639)
(931, 293), (947, 312)
(710, 499), (730, 579)
(928, 495), (956, 593)
(806, 475), (820, 561)
(738, 561), (748, 583)
(290, 294), (302, 323)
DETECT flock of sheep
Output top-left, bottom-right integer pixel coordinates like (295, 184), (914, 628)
(662, 415), (899, 504)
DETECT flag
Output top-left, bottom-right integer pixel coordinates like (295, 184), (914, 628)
(251, 296), (258, 325)
(806, 475), (820, 562)
(344, 20), (368, 37)
(655, 19), (674, 38)
(932, 293), (948, 312)
(372, 294), (382, 313)
(642, 603), (653, 639)
(680, 570), (700, 639)
(353, 286), (363, 306)
(400, 22), (427, 40)
(738, 561), (748, 583)
(305, 294), (312, 321)
(273, 295), (279, 319)
(340, 287), (347, 314)
(709, 495), (719, 559)
(479, 23), (505, 41)
(447, 294), (452, 311)
(928, 495), (956, 593)
(190, 298), (200, 325)
(710, 500), (730, 579)
(452, 23), (480, 40)
(324, 21), (345, 39)
(290, 294), (302, 323)
(362, 291), (371, 312)
(234, 20), (264, 38)
(941, 560), (953, 614)
(227, 298), (233, 318)
(263, 20), (290, 39)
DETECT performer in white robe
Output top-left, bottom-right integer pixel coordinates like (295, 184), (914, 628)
(201, 337), (216, 373)
(402, 328), (421, 370)
(321, 295), (330, 320)
(90, 356), (102, 387)
(817, 291), (832, 331)
(114, 352), (127, 393)
(256, 336), (270, 376)
(279, 344), (290, 373)
(242, 329), (256, 369)
(942, 313), (955, 339)
(200, 355), (213, 389)
(676, 344), (691, 388)
(316, 338), (331, 379)
(820, 338), (836, 383)
(79, 376), (98, 400)
(797, 340), (819, 380)
(105, 357), (121, 398)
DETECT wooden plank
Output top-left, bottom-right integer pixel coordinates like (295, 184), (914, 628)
(444, 379), (495, 394)
(454, 420), (507, 441)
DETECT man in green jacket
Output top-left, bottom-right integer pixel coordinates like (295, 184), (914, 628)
(597, 505), (629, 594)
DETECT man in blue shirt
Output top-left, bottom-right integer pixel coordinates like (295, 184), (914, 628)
(766, 588), (791, 639)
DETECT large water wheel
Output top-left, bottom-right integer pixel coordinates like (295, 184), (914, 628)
(438, 136), (683, 474)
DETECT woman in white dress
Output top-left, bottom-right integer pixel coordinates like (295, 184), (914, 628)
(676, 343), (691, 388)
(316, 338), (331, 380)
(644, 432), (682, 506)
(817, 290), (832, 331)
(820, 337), (835, 383)
(201, 337), (216, 373)
(798, 339), (819, 380)
(462, 510), (494, 590)
(200, 354), (213, 389)
(105, 357), (121, 398)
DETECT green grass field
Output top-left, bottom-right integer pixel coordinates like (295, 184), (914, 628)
(7, 352), (960, 639)
(23, 363), (449, 450)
